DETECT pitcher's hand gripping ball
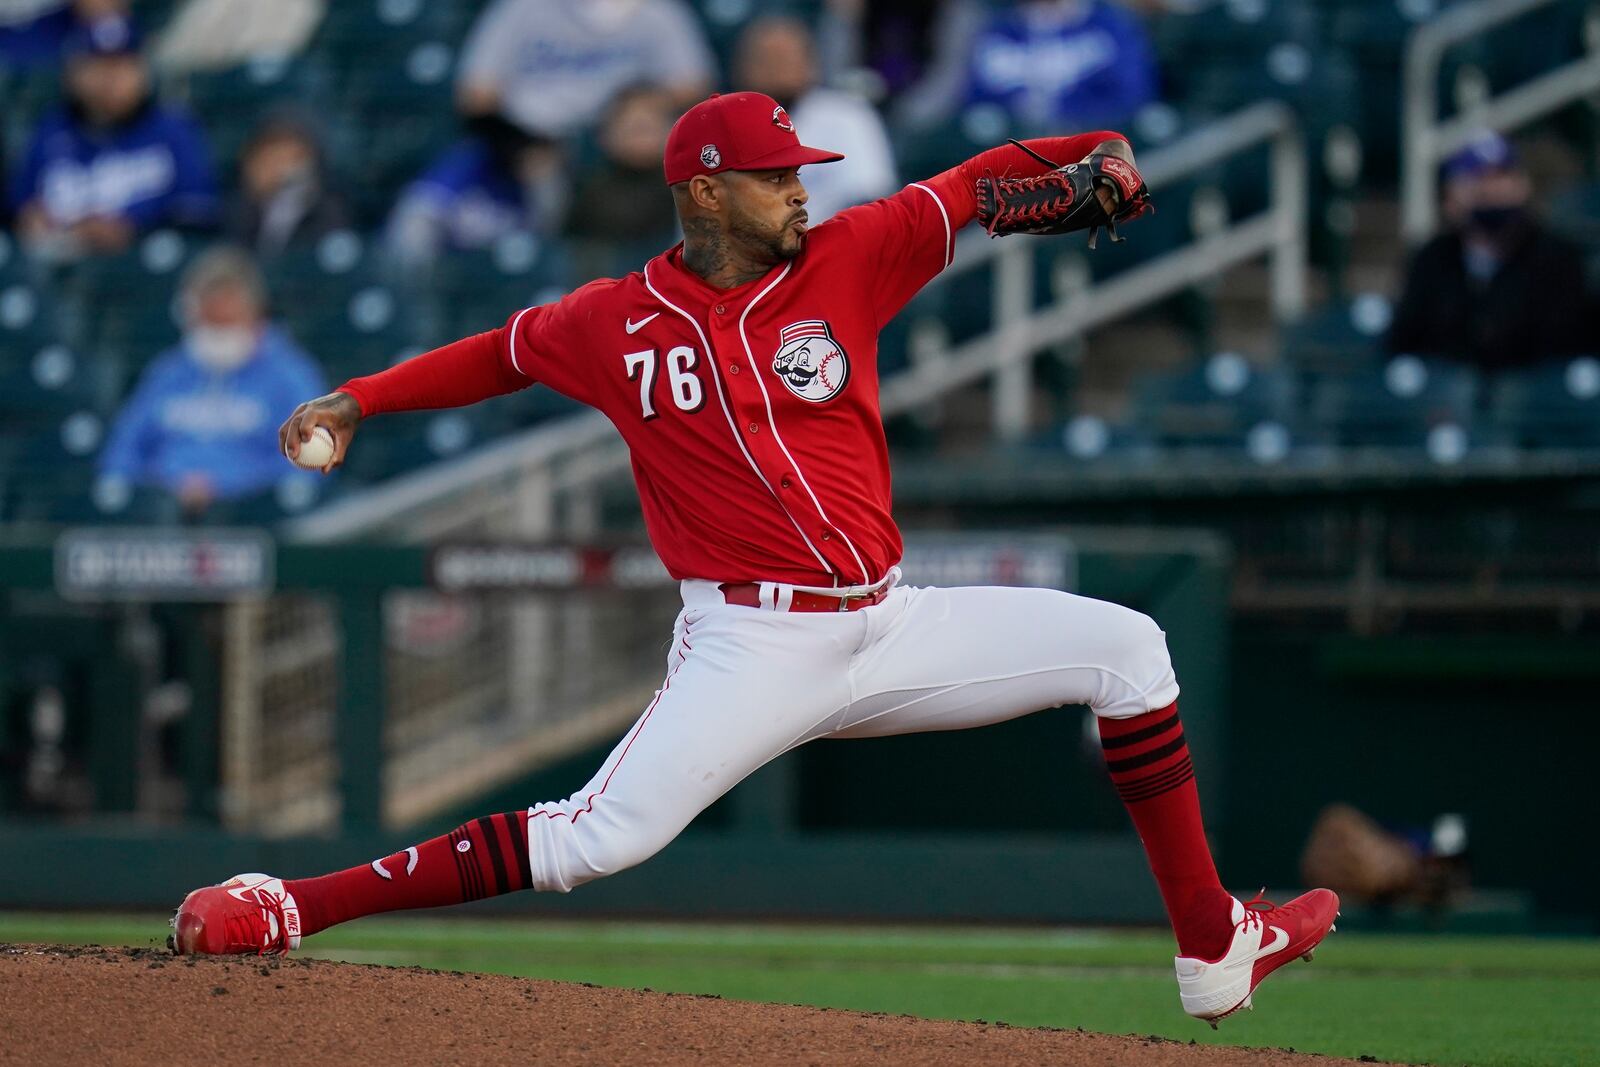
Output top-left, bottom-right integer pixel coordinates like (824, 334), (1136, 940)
(976, 140), (1153, 248)
(287, 426), (335, 469)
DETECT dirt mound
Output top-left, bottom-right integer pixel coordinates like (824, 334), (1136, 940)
(1, 945), (1393, 1066)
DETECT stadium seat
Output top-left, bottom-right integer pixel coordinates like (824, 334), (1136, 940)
(1281, 293), (1390, 383)
(1487, 357), (1600, 451)
(174, 56), (337, 176)
(1127, 351), (1298, 454)
(1308, 354), (1479, 453)
(2, 410), (109, 523)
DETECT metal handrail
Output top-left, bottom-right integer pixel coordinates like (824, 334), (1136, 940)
(285, 103), (1306, 541)
(1401, 0), (1600, 242)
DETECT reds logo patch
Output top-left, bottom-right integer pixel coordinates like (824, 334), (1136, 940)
(772, 320), (848, 403)
(700, 144), (722, 169)
(772, 106), (794, 132)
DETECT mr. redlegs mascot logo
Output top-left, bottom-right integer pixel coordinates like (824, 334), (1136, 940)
(772, 320), (849, 402)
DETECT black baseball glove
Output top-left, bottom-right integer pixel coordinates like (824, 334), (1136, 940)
(975, 140), (1153, 249)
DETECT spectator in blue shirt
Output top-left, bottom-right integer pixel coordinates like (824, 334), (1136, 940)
(10, 17), (218, 261)
(385, 115), (565, 273)
(959, 0), (1158, 133)
(96, 246), (327, 522)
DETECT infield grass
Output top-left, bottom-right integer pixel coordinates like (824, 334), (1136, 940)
(2, 912), (1595, 1067)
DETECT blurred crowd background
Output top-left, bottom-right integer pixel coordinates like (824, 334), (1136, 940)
(0, 0), (1595, 524)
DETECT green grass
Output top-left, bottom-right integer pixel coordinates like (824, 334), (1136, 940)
(3, 912), (1597, 1067)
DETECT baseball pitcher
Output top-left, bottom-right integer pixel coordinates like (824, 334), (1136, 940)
(173, 92), (1337, 1025)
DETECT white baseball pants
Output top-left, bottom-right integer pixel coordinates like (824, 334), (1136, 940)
(525, 578), (1179, 893)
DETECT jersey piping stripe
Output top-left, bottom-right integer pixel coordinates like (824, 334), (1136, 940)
(910, 183), (955, 268)
(506, 305), (536, 377)
(738, 263), (870, 585)
(527, 615), (695, 827)
(641, 265), (834, 577)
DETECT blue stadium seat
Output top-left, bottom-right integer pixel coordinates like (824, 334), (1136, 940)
(2, 410), (108, 523)
(1309, 354), (1479, 452)
(1487, 357), (1600, 451)
(1128, 351), (1298, 452)
(1281, 293), (1391, 383)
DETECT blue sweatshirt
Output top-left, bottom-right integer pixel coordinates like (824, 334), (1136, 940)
(964, 2), (1158, 130)
(394, 139), (532, 249)
(0, 3), (73, 67)
(98, 326), (327, 500)
(10, 99), (219, 229)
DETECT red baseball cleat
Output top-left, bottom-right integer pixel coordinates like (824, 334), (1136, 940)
(169, 873), (302, 956)
(1174, 888), (1340, 1026)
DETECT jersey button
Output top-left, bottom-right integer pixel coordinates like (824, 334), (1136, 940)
(780, 476), (792, 489)
(821, 531), (832, 541)
(728, 364), (739, 374)
(714, 304), (727, 315)
(747, 422), (759, 434)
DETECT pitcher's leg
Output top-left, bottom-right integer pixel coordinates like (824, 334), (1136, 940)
(840, 585), (1231, 960)
(837, 584), (1177, 737)
(177, 605), (857, 952)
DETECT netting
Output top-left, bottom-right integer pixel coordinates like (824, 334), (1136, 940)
(222, 583), (682, 834)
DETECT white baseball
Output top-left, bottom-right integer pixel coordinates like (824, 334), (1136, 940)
(289, 425), (335, 469)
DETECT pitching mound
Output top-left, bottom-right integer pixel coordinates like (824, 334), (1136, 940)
(2, 945), (1392, 1066)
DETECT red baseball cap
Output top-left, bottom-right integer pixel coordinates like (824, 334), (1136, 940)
(663, 91), (844, 186)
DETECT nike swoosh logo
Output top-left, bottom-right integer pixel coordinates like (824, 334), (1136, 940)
(1221, 924), (1289, 970)
(1256, 926), (1289, 958)
(625, 313), (660, 334)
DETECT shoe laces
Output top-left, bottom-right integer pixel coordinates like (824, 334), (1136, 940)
(1237, 887), (1278, 934)
(227, 886), (291, 956)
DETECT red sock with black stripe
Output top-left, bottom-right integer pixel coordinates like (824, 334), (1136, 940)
(285, 811), (532, 937)
(1098, 702), (1234, 960)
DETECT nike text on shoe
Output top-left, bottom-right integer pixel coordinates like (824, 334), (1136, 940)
(169, 873), (302, 956)
(1173, 888), (1340, 1027)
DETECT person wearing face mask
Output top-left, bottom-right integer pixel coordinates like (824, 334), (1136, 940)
(227, 114), (349, 256)
(454, 0), (715, 141)
(95, 246), (328, 522)
(1388, 132), (1597, 372)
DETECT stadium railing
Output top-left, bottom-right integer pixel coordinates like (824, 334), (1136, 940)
(1401, 0), (1600, 242)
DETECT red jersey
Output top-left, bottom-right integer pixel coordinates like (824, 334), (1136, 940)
(338, 132), (1120, 586)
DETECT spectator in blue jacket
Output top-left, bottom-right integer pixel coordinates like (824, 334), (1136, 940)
(10, 17), (218, 261)
(959, 0), (1158, 133)
(96, 246), (327, 522)
(385, 115), (566, 273)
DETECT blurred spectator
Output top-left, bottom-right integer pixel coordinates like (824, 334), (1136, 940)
(153, 0), (324, 72)
(95, 246), (326, 522)
(9, 18), (218, 260)
(0, 0), (125, 68)
(937, 0), (1160, 133)
(733, 16), (896, 222)
(226, 114), (348, 256)
(1388, 133), (1596, 372)
(565, 85), (678, 275)
(386, 115), (566, 272)
(455, 0), (714, 140)
(818, 0), (986, 119)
